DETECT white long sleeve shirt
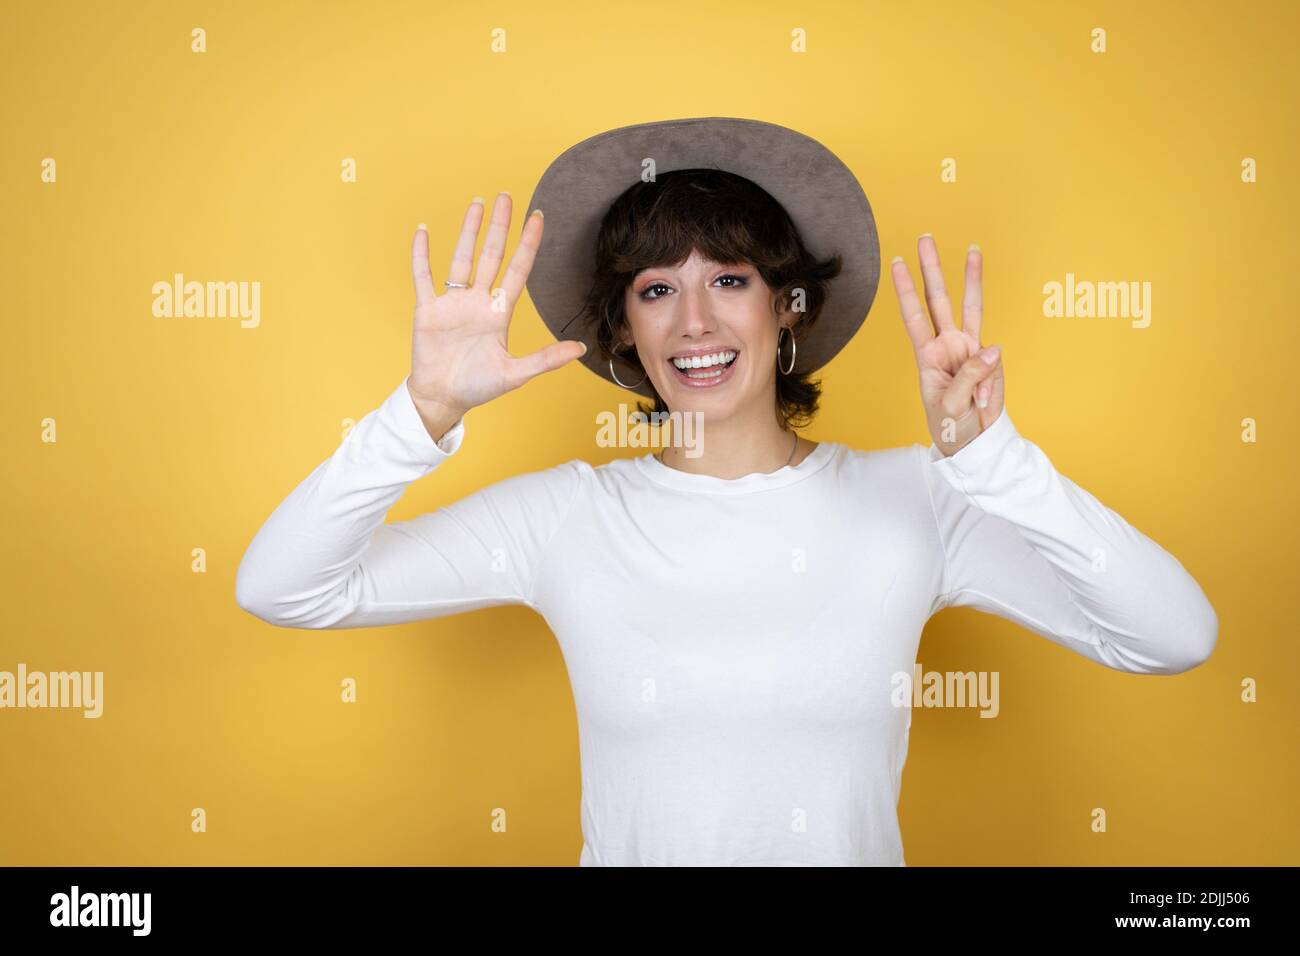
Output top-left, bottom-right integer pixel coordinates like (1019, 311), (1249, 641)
(235, 377), (1218, 866)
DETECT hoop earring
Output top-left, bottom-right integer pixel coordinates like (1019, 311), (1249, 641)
(609, 355), (647, 389)
(777, 326), (797, 375)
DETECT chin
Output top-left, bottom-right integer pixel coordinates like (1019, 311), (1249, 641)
(660, 386), (745, 423)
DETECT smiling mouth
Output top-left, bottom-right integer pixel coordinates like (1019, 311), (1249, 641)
(668, 350), (740, 385)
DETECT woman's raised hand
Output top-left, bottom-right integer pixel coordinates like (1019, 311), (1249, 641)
(406, 193), (587, 430)
(890, 235), (1005, 456)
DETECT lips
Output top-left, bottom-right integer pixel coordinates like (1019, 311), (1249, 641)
(667, 350), (740, 388)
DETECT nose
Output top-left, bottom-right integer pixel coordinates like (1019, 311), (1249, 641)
(673, 284), (719, 339)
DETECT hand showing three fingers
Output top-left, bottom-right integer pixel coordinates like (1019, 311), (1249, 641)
(890, 235), (1005, 457)
(407, 193), (587, 430)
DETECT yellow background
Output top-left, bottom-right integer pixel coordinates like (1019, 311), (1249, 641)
(2, 0), (1295, 865)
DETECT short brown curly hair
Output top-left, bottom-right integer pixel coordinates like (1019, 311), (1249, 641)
(579, 167), (843, 429)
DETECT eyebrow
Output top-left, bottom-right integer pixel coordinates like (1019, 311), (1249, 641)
(637, 261), (750, 276)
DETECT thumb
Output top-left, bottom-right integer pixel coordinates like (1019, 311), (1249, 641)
(504, 339), (588, 391)
(943, 344), (1001, 418)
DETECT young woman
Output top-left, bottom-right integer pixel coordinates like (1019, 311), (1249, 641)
(236, 121), (1217, 866)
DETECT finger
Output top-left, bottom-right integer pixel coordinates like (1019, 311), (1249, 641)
(890, 256), (933, 354)
(503, 339), (588, 392)
(918, 234), (956, 334)
(962, 244), (983, 343)
(412, 224), (436, 308)
(471, 192), (512, 293)
(447, 197), (486, 288)
(498, 208), (544, 310)
(943, 344), (1001, 418)
(978, 350), (1006, 430)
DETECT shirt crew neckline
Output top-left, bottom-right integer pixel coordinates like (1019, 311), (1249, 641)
(633, 439), (837, 494)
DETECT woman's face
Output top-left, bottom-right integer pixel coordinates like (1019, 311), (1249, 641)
(622, 248), (787, 422)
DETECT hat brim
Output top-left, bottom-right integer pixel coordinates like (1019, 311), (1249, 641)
(524, 116), (880, 400)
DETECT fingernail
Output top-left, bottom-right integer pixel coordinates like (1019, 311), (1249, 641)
(890, 255), (903, 264)
(417, 223), (427, 232)
(532, 209), (544, 219)
(968, 243), (980, 253)
(501, 191), (512, 198)
(980, 345), (1000, 365)
(919, 232), (932, 239)
(471, 196), (485, 205)
(579, 341), (587, 356)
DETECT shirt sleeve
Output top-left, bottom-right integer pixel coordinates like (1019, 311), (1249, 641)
(917, 405), (1218, 674)
(235, 376), (586, 629)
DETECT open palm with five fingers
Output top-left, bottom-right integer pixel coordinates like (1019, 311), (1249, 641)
(406, 193), (587, 437)
(891, 234), (1005, 457)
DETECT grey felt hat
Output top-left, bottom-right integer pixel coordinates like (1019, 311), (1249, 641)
(523, 116), (881, 400)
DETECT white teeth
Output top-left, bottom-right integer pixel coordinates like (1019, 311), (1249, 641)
(671, 350), (736, 370)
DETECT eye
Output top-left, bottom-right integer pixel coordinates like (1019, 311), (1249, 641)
(639, 281), (672, 301)
(637, 273), (749, 301)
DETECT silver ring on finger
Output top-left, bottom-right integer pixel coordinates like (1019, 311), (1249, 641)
(444, 280), (470, 288)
